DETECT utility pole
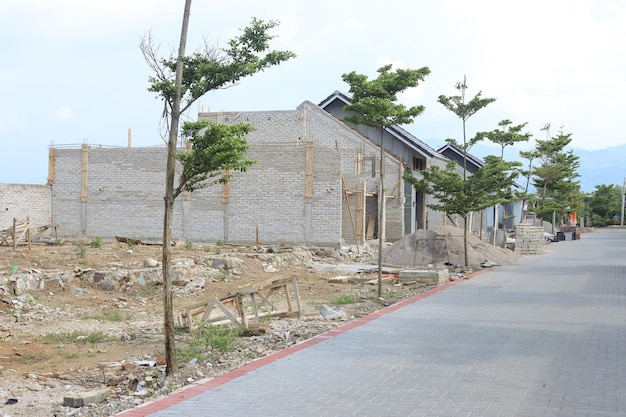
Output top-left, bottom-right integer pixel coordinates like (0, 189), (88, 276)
(619, 178), (626, 228)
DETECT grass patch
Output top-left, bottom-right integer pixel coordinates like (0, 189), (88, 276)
(41, 331), (110, 345)
(90, 236), (103, 248)
(177, 323), (240, 364)
(81, 311), (131, 322)
(328, 294), (357, 306)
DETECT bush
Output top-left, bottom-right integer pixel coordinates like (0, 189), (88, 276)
(90, 236), (103, 248)
(177, 323), (240, 364)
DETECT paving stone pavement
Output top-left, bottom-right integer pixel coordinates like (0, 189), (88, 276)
(119, 228), (626, 417)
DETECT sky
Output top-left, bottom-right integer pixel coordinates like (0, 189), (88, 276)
(1, 0), (625, 185)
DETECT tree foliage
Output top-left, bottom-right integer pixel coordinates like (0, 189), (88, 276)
(142, 17), (296, 118)
(586, 184), (622, 225)
(342, 64), (431, 128)
(530, 129), (581, 222)
(437, 76), (496, 178)
(478, 119), (532, 158)
(175, 120), (257, 198)
(405, 156), (521, 218)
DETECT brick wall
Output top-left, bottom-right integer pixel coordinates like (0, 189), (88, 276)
(0, 183), (51, 229)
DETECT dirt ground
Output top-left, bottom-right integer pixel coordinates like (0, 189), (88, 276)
(0, 227), (521, 416)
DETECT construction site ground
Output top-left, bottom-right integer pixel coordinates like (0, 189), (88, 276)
(0, 225), (521, 416)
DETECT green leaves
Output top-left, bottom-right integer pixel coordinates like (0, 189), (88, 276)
(175, 120), (257, 198)
(341, 64), (431, 128)
(529, 129), (581, 220)
(145, 18), (296, 113)
(405, 156), (521, 218)
(437, 76), (496, 123)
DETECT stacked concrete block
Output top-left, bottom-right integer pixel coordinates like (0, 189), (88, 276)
(0, 183), (51, 229)
(514, 223), (545, 255)
(399, 268), (449, 285)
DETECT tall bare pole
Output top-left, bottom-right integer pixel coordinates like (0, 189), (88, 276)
(377, 127), (384, 298)
(619, 178), (626, 227)
(162, 0), (192, 376)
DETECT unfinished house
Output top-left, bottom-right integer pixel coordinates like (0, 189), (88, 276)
(47, 100), (417, 247)
(318, 91), (450, 233)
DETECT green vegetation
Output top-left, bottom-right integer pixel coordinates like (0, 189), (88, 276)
(76, 243), (87, 259)
(185, 239), (193, 250)
(42, 331), (110, 345)
(90, 236), (103, 248)
(177, 323), (240, 364)
(81, 311), (131, 322)
(584, 184), (623, 226)
(329, 294), (357, 305)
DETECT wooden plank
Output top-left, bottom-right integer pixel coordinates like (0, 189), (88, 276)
(291, 275), (302, 318)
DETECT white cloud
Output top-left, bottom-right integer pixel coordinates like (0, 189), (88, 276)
(52, 106), (74, 120)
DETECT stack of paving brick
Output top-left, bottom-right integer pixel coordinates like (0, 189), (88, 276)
(514, 223), (545, 255)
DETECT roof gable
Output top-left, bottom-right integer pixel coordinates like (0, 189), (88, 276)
(437, 143), (484, 173)
(318, 90), (445, 160)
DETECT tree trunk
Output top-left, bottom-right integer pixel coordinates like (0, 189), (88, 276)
(162, 0), (192, 376)
(463, 214), (468, 267)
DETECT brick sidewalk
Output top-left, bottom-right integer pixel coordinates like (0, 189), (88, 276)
(118, 228), (626, 417)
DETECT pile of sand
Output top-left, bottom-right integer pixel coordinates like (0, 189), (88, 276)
(382, 225), (520, 269)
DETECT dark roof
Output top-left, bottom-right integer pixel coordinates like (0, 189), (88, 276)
(437, 143), (485, 168)
(318, 90), (445, 159)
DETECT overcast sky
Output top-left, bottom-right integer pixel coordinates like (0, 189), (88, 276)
(1, 0), (625, 185)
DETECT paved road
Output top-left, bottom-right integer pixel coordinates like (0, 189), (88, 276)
(119, 228), (626, 417)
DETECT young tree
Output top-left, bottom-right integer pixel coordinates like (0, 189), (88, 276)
(478, 119), (531, 243)
(438, 76), (496, 180)
(405, 156), (520, 266)
(142, 4), (295, 374)
(531, 128), (581, 231)
(435, 77), (496, 265)
(518, 149), (540, 222)
(341, 64), (430, 297)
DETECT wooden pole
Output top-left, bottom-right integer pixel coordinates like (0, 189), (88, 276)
(342, 177), (360, 253)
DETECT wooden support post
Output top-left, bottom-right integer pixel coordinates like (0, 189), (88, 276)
(291, 275), (302, 318)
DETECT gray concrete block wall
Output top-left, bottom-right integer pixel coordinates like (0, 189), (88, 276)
(86, 147), (167, 241)
(0, 183), (51, 229)
(51, 148), (84, 237)
(49, 101), (406, 247)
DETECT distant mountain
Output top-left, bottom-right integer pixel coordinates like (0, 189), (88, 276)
(574, 145), (626, 192)
(426, 139), (625, 193)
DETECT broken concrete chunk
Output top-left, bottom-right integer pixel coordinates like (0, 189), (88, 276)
(319, 304), (346, 319)
(63, 387), (111, 408)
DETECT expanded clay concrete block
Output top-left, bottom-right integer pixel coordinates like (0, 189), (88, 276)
(399, 269), (449, 285)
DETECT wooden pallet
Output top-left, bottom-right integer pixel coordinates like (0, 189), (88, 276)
(178, 276), (302, 331)
(0, 218), (31, 249)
